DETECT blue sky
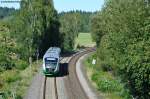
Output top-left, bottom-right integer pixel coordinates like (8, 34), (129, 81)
(0, 0), (20, 9)
(54, 0), (104, 12)
(0, 0), (104, 12)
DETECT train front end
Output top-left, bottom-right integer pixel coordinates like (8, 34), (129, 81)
(43, 57), (59, 75)
(42, 47), (61, 75)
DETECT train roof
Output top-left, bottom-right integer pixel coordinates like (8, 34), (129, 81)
(43, 47), (61, 59)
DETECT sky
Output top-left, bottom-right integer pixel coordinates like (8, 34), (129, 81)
(0, 0), (104, 12)
(54, 0), (104, 12)
(0, 0), (20, 9)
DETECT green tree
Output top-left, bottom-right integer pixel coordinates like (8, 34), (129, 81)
(59, 12), (81, 50)
(91, 0), (150, 98)
(0, 23), (17, 71)
(11, 0), (61, 60)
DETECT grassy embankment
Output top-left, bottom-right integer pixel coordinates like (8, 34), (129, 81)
(0, 61), (41, 99)
(83, 54), (131, 99)
(77, 33), (131, 99)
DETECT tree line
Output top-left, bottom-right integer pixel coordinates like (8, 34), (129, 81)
(91, 0), (150, 98)
(0, 1), (93, 72)
(0, 7), (16, 19)
(59, 11), (94, 50)
(0, 0), (61, 71)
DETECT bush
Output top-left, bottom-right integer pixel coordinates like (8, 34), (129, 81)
(92, 71), (131, 98)
(15, 60), (28, 70)
(101, 63), (112, 71)
(92, 72), (118, 92)
(1, 70), (21, 83)
(0, 78), (3, 89)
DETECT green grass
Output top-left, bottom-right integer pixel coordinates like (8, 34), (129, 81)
(83, 53), (131, 99)
(0, 61), (40, 99)
(76, 32), (95, 48)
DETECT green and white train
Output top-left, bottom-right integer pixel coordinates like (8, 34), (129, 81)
(42, 47), (61, 75)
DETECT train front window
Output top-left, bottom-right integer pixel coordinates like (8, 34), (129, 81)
(45, 58), (57, 67)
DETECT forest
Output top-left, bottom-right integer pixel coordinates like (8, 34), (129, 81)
(91, 0), (150, 98)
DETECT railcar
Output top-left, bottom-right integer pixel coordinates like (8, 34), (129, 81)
(42, 47), (61, 75)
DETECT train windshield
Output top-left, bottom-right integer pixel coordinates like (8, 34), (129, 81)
(45, 58), (58, 67)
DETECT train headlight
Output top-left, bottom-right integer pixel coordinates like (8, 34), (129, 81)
(42, 64), (46, 70)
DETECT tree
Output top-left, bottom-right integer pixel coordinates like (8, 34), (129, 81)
(91, 0), (150, 98)
(11, 0), (61, 60)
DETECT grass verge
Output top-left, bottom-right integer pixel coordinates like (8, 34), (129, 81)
(83, 53), (131, 99)
(0, 61), (41, 99)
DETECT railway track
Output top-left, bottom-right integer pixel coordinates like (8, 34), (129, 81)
(43, 77), (58, 99)
(64, 47), (96, 99)
(25, 48), (95, 99)
(42, 56), (71, 99)
(54, 78), (58, 99)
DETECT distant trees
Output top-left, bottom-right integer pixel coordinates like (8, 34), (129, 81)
(59, 11), (94, 33)
(59, 11), (94, 51)
(0, 7), (16, 19)
(59, 12), (80, 50)
(91, 0), (150, 98)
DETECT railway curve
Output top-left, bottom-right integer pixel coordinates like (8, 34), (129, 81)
(24, 47), (96, 99)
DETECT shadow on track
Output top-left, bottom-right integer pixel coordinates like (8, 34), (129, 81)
(58, 63), (69, 77)
(45, 63), (69, 78)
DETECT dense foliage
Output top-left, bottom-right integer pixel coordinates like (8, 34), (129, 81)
(91, 0), (150, 98)
(0, 0), (61, 71)
(59, 12), (80, 50)
(13, 0), (61, 58)
(0, 23), (18, 71)
(85, 54), (131, 99)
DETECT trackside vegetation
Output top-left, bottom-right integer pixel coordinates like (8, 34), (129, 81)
(0, 62), (40, 99)
(91, 0), (150, 98)
(84, 53), (131, 99)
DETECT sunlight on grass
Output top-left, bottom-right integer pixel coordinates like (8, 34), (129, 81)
(76, 33), (95, 48)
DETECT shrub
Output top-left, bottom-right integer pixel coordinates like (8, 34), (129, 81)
(101, 63), (112, 71)
(92, 71), (131, 98)
(15, 60), (28, 70)
(1, 70), (21, 83)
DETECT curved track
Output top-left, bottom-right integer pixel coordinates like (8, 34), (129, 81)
(64, 48), (96, 99)
(24, 48), (95, 99)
